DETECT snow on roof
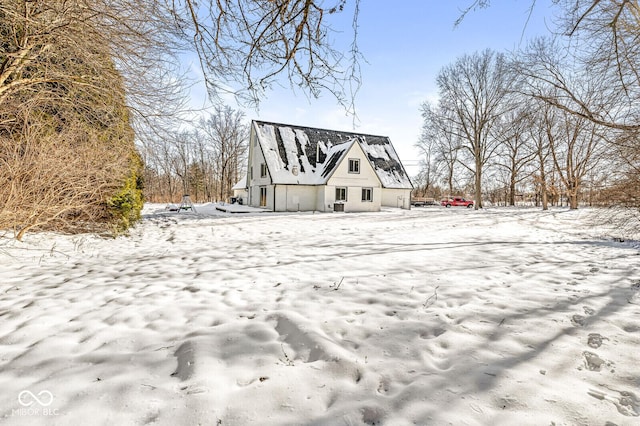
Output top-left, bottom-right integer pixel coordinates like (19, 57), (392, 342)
(318, 140), (353, 180)
(253, 121), (413, 188)
(232, 175), (247, 190)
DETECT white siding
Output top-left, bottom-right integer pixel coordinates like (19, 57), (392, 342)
(247, 127), (272, 208)
(382, 189), (412, 209)
(316, 186), (330, 212)
(326, 143), (382, 212)
(274, 185), (318, 212)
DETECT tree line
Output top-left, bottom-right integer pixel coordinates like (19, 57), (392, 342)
(415, 1), (640, 210)
(140, 106), (248, 203)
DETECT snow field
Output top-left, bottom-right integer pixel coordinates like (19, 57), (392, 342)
(0, 205), (639, 425)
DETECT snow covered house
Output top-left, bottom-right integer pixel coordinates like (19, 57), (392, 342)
(243, 120), (413, 212)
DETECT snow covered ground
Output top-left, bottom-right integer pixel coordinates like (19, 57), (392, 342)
(1, 204), (639, 425)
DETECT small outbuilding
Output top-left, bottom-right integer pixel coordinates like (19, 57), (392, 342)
(231, 175), (248, 204)
(240, 120), (413, 212)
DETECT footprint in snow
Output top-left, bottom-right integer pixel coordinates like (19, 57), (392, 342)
(572, 306), (596, 327)
(588, 388), (640, 417)
(571, 315), (587, 327)
(582, 351), (608, 372)
(587, 333), (608, 349)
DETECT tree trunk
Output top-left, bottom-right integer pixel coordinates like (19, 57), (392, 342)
(538, 155), (549, 211)
(474, 154), (483, 209)
(509, 176), (516, 206)
(569, 193), (579, 209)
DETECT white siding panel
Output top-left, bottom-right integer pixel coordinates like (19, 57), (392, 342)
(381, 189), (412, 209)
(274, 185), (318, 212)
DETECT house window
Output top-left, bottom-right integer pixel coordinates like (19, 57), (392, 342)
(362, 187), (373, 202)
(260, 163), (267, 178)
(348, 158), (360, 174)
(250, 166), (253, 180)
(335, 187), (347, 202)
(260, 186), (267, 207)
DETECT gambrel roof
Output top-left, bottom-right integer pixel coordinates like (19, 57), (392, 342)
(252, 120), (413, 189)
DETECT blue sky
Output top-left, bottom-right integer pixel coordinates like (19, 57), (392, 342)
(189, 0), (557, 176)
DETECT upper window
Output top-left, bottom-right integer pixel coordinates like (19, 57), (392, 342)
(362, 187), (373, 202)
(260, 163), (267, 178)
(336, 187), (347, 202)
(348, 158), (360, 174)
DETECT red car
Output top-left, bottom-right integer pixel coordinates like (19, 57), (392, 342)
(441, 197), (474, 208)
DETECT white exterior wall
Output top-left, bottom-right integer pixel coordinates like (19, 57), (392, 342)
(382, 188), (412, 209)
(326, 143), (382, 213)
(316, 186), (329, 212)
(247, 126), (273, 209)
(274, 185), (318, 212)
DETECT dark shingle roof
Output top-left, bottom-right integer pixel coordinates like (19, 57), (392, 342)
(253, 120), (413, 188)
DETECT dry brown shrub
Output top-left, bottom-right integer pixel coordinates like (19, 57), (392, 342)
(0, 104), (135, 240)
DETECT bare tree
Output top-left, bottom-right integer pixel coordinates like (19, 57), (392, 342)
(457, 1), (639, 129)
(177, 0), (362, 109)
(491, 106), (537, 205)
(552, 1), (640, 130)
(435, 49), (515, 208)
(416, 105), (442, 197)
(190, 129), (217, 201)
(140, 106), (248, 203)
(456, 2), (637, 211)
(527, 102), (555, 210)
(555, 1), (640, 212)
(605, 130), (640, 205)
(543, 104), (606, 209)
(516, 37), (615, 209)
(418, 102), (462, 196)
(198, 106), (249, 201)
